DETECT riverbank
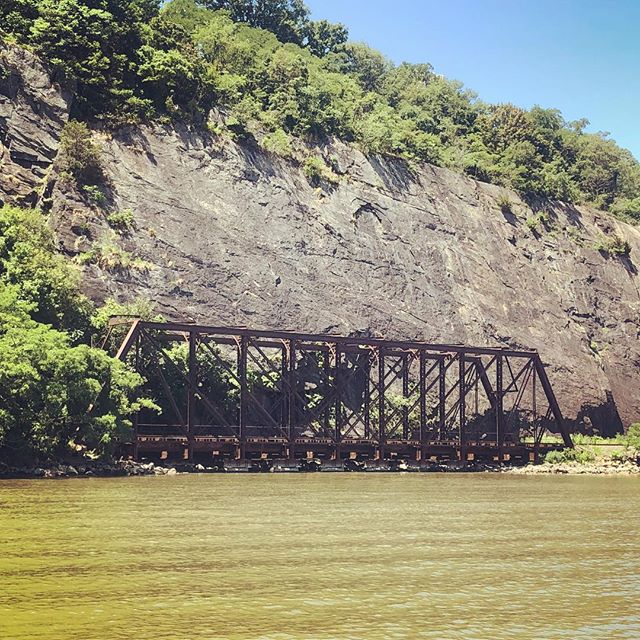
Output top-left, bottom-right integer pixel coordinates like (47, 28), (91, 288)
(1, 458), (639, 478)
(507, 459), (640, 475)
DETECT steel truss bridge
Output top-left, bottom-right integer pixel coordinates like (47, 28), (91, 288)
(111, 320), (573, 464)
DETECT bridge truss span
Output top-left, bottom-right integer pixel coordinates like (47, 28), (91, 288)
(111, 320), (572, 463)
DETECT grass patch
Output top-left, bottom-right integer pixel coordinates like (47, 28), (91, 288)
(82, 185), (107, 207)
(544, 447), (596, 464)
(595, 234), (631, 257)
(106, 209), (135, 233)
(526, 211), (552, 233)
(303, 156), (339, 187)
(497, 194), (513, 214)
(78, 243), (151, 274)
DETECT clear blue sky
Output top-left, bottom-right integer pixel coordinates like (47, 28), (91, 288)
(306, 0), (639, 160)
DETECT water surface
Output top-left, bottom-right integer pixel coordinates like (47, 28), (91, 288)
(1, 474), (639, 639)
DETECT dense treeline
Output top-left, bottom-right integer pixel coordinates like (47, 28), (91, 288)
(2, 0), (640, 218)
(0, 206), (157, 463)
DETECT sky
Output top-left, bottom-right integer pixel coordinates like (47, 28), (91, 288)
(305, 0), (640, 160)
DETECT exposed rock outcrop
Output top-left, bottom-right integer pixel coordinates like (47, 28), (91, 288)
(0, 44), (71, 206)
(1, 44), (639, 434)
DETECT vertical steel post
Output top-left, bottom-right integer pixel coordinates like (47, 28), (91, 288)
(288, 340), (296, 460)
(532, 363), (537, 420)
(496, 354), (504, 447)
(378, 349), (386, 459)
(187, 331), (197, 461)
(419, 351), (426, 451)
(438, 357), (446, 441)
(364, 354), (371, 440)
(281, 344), (289, 439)
(238, 335), (248, 459)
(323, 348), (331, 437)
(402, 353), (410, 440)
(133, 332), (140, 461)
(458, 354), (466, 446)
(334, 344), (342, 451)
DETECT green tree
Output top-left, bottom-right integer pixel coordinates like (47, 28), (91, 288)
(30, 0), (158, 118)
(0, 206), (156, 462)
(303, 19), (347, 57)
(0, 0), (40, 41)
(327, 42), (392, 92)
(199, 0), (310, 43)
(57, 120), (104, 186)
(197, 0), (346, 55)
(0, 304), (150, 461)
(0, 205), (92, 334)
(3, 0), (640, 214)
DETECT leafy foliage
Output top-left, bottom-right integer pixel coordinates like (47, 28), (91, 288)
(622, 423), (640, 449)
(0, 205), (91, 333)
(197, 0), (347, 54)
(526, 211), (552, 233)
(0, 206), (154, 462)
(78, 242), (152, 273)
(2, 0), (640, 213)
(106, 209), (135, 233)
(58, 121), (104, 186)
(544, 447), (596, 464)
(595, 234), (632, 257)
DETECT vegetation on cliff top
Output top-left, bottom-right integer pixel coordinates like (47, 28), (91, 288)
(1, 0), (640, 220)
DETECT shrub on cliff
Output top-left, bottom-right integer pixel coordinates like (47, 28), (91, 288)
(0, 205), (91, 332)
(58, 121), (104, 187)
(595, 234), (632, 257)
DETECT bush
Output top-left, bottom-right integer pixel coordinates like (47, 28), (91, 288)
(78, 243), (151, 274)
(0, 205), (92, 333)
(526, 211), (552, 232)
(497, 194), (513, 214)
(58, 121), (103, 186)
(611, 448), (638, 463)
(261, 129), (295, 158)
(622, 423), (640, 449)
(544, 447), (596, 464)
(0, 205), (155, 462)
(596, 234), (631, 257)
(302, 155), (337, 186)
(106, 209), (135, 233)
(82, 185), (107, 207)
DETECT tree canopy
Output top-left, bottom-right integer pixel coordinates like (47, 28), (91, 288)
(1, 0), (639, 216)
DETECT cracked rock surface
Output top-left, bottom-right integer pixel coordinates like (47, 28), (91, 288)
(0, 44), (71, 206)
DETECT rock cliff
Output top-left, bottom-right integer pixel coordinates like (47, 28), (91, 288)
(1, 44), (639, 433)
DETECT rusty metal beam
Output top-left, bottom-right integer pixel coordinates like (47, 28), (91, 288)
(131, 321), (539, 358)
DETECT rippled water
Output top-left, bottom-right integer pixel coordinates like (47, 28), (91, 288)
(1, 474), (639, 639)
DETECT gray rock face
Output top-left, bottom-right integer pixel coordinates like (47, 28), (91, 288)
(0, 44), (72, 206)
(1, 46), (638, 433)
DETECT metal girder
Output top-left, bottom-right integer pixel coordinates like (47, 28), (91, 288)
(113, 320), (573, 460)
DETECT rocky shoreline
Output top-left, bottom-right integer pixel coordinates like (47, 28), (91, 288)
(507, 459), (640, 475)
(1, 458), (639, 478)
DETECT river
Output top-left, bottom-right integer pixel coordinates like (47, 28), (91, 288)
(1, 474), (639, 639)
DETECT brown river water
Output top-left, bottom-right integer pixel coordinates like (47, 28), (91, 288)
(1, 474), (639, 640)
